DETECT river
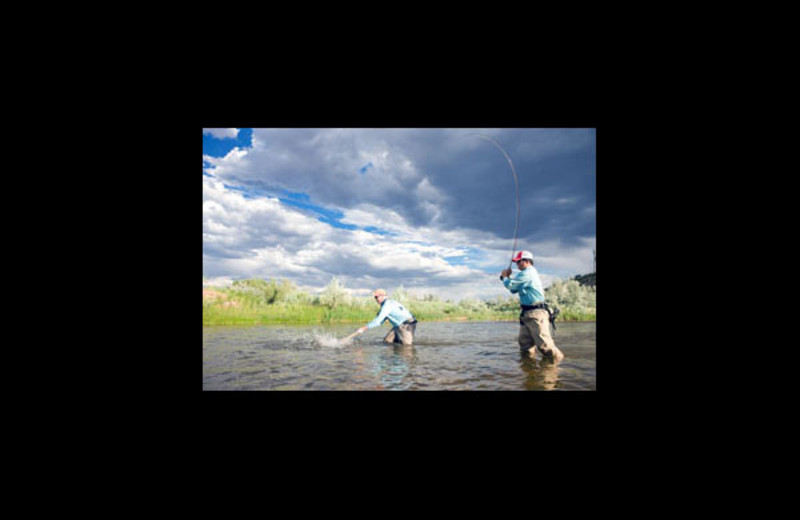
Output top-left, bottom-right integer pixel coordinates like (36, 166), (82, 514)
(203, 321), (596, 390)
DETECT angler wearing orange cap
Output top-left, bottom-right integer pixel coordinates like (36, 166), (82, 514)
(352, 289), (418, 345)
(500, 251), (564, 362)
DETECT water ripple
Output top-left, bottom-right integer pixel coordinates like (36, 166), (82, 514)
(203, 322), (595, 390)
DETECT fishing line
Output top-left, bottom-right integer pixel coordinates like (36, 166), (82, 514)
(462, 133), (520, 270)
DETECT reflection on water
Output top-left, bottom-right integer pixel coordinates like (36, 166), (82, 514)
(374, 344), (417, 390)
(519, 354), (562, 390)
(203, 321), (595, 391)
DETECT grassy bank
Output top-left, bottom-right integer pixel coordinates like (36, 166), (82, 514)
(202, 299), (520, 326)
(202, 277), (596, 326)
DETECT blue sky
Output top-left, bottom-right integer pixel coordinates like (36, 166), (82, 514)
(202, 128), (253, 158)
(203, 128), (595, 300)
(203, 129), (393, 233)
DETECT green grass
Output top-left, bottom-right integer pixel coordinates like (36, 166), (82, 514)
(202, 297), (594, 326)
(556, 309), (596, 321)
(202, 276), (596, 326)
(202, 301), (518, 326)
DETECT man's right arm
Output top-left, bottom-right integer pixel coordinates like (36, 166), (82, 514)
(365, 302), (391, 329)
(503, 272), (527, 293)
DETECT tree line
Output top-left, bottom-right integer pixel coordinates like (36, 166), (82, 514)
(203, 275), (595, 324)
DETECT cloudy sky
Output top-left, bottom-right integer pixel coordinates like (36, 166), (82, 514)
(203, 128), (595, 301)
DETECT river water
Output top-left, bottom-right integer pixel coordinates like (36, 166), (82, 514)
(203, 321), (596, 390)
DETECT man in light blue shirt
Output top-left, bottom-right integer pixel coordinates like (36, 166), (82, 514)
(354, 289), (418, 345)
(501, 250), (564, 362)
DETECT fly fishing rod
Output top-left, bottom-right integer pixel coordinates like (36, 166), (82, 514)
(338, 133), (521, 346)
(463, 133), (521, 271)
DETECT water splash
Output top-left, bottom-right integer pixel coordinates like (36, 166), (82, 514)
(313, 333), (353, 348)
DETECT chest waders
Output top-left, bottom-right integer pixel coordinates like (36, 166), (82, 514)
(520, 302), (559, 336)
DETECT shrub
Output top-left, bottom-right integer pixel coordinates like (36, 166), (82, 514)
(391, 284), (409, 304)
(318, 277), (352, 309)
(458, 298), (487, 313)
(545, 279), (596, 318)
(230, 278), (297, 306)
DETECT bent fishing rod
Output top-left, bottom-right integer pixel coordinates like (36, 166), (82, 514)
(463, 133), (521, 271)
(340, 133), (521, 345)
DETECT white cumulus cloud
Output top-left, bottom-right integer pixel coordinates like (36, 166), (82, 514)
(202, 128), (596, 300)
(203, 128), (240, 139)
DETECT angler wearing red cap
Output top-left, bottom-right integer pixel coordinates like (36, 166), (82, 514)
(500, 251), (564, 362)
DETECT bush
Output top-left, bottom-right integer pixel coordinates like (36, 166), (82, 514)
(318, 277), (352, 309)
(486, 295), (518, 313)
(391, 284), (409, 305)
(230, 278), (296, 306)
(545, 279), (596, 318)
(458, 298), (487, 313)
(283, 290), (313, 305)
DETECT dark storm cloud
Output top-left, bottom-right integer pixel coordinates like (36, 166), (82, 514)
(434, 132), (597, 247)
(385, 128), (596, 246)
(205, 128), (594, 247)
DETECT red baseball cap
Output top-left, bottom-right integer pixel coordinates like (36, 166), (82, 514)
(512, 250), (534, 262)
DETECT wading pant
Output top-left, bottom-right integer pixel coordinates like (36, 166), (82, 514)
(384, 320), (417, 345)
(519, 309), (563, 361)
